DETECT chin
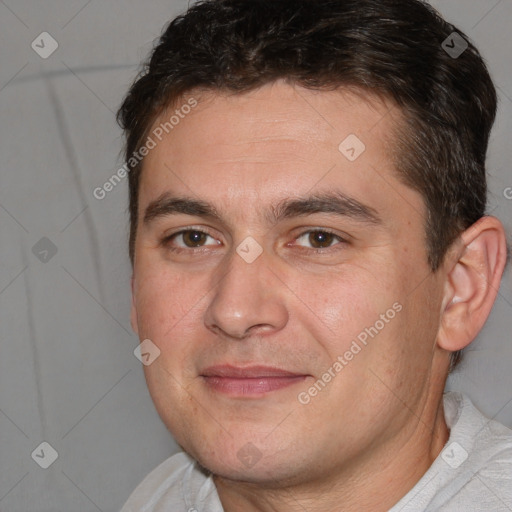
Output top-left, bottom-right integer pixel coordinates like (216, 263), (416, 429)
(197, 452), (300, 487)
(180, 430), (312, 487)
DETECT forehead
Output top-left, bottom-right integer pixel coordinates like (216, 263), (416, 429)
(138, 82), (419, 225)
(149, 83), (396, 159)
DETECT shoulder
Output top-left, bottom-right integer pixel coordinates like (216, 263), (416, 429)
(439, 392), (512, 510)
(469, 400), (512, 504)
(454, 392), (512, 465)
(120, 451), (204, 512)
(392, 392), (512, 511)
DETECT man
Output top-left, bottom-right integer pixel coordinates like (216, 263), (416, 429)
(118, 0), (512, 510)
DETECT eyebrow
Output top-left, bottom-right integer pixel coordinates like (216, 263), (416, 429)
(143, 191), (382, 227)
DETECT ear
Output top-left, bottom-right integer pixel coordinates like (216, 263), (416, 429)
(130, 274), (140, 336)
(437, 216), (508, 352)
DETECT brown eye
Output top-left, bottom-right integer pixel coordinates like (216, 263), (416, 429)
(181, 230), (208, 247)
(308, 231), (335, 248)
(163, 229), (219, 251)
(294, 230), (342, 250)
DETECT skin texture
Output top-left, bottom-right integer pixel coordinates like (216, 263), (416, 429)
(130, 81), (507, 511)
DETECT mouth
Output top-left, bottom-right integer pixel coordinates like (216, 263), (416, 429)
(200, 365), (308, 397)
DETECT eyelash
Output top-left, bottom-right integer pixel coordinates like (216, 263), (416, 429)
(160, 227), (347, 254)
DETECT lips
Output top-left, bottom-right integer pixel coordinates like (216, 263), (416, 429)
(200, 365), (307, 396)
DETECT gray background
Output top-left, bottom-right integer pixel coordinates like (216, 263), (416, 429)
(0, 1), (511, 511)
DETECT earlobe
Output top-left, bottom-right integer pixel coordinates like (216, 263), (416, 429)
(437, 216), (508, 353)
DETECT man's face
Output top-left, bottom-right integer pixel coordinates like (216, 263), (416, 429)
(131, 82), (446, 485)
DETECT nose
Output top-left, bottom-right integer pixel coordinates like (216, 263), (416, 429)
(203, 245), (289, 340)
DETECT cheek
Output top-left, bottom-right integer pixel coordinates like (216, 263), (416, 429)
(133, 264), (204, 341)
(289, 265), (398, 350)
